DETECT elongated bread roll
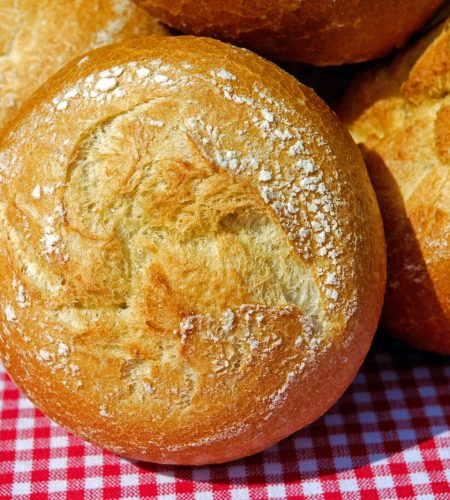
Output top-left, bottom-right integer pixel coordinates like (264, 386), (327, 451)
(0, 37), (385, 464)
(339, 20), (450, 354)
(0, 0), (169, 130)
(134, 0), (444, 65)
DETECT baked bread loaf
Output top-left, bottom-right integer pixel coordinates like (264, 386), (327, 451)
(0, 36), (386, 464)
(134, 0), (445, 65)
(0, 0), (169, 131)
(339, 20), (450, 354)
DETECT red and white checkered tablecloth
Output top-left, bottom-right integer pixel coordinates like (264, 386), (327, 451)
(1, 337), (449, 500)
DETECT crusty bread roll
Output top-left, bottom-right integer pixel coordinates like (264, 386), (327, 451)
(339, 20), (450, 354)
(0, 36), (385, 464)
(134, 0), (445, 65)
(0, 0), (169, 131)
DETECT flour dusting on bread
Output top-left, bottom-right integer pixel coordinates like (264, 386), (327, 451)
(0, 37), (385, 464)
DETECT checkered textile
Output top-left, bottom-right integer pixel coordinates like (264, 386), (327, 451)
(1, 337), (449, 500)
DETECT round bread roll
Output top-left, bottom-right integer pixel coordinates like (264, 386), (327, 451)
(134, 0), (445, 65)
(0, 0), (169, 131)
(339, 20), (450, 354)
(0, 36), (385, 464)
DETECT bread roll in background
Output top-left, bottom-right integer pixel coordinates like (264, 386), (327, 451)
(0, 0), (169, 130)
(134, 0), (445, 65)
(339, 20), (450, 354)
(0, 36), (385, 464)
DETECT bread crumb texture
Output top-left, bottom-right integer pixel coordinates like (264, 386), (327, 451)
(340, 20), (450, 354)
(0, 0), (168, 130)
(0, 37), (385, 464)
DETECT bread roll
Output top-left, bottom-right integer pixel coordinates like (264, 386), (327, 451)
(339, 21), (450, 354)
(0, 36), (385, 464)
(134, 0), (444, 65)
(0, 0), (169, 130)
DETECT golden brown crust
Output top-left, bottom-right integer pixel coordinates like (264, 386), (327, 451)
(0, 0), (169, 131)
(0, 36), (385, 464)
(339, 20), (450, 354)
(134, 0), (444, 65)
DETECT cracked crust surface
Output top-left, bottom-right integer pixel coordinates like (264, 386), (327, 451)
(0, 0), (168, 131)
(134, 0), (444, 65)
(339, 20), (450, 354)
(0, 36), (385, 464)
